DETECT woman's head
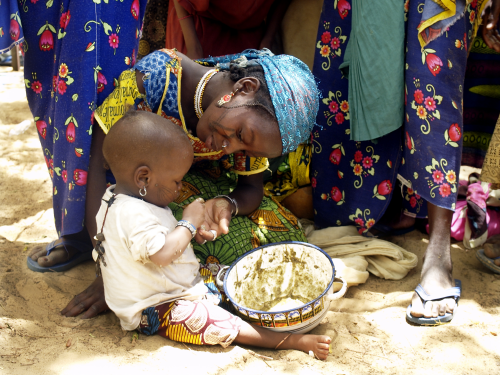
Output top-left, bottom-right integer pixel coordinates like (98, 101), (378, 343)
(197, 51), (319, 157)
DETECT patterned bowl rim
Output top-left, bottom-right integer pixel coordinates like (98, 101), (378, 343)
(223, 241), (336, 316)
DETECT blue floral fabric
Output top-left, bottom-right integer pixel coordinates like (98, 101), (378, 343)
(0, 0), (146, 237)
(201, 49), (319, 155)
(0, 0), (24, 54)
(312, 0), (476, 232)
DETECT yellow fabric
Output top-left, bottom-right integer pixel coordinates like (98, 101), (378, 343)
(418, 0), (488, 48)
(234, 157), (270, 176)
(264, 143), (311, 202)
(94, 61), (268, 176)
(94, 70), (144, 134)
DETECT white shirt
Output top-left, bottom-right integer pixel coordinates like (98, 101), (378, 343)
(96, 186), (207, 331)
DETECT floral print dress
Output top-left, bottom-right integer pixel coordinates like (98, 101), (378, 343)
(312, 0), (481, 232)
(1, 0), (147, 237)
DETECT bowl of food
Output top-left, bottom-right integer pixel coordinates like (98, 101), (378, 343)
(221, 241), (347, 334)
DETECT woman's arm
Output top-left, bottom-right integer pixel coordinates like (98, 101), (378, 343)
(260, 0), (291, 50)
(482, 0), (500, 53)
(173, 0), (204, 59)
(196, 173), (264, 242)
(228, 173), (264, 215)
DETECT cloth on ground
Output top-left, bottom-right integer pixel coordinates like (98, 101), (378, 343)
(301, 220), (418, 286)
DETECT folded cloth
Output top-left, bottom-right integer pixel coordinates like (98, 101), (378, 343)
(302, 221), (418, 286)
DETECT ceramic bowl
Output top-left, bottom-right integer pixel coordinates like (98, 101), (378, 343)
(221, 241), (347, 333)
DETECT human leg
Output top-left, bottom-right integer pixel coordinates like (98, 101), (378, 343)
(138, 299), (331, 359)
(409, 202), (456, 318)
(29, 125), (107, 267)
(234, 321), (331, 360)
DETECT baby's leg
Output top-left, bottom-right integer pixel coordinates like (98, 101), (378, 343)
(233, 321), (331, 360)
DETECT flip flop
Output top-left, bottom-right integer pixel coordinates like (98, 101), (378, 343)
(476, 249), (500, 275)
(371, 222), (415, 238)
(27, 239), (93, 273)
(406, 279), (461, 326)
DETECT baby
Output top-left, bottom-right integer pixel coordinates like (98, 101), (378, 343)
(97, 110), (331, 358)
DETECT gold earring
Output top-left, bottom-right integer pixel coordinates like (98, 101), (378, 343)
(217, 89), (238, 107)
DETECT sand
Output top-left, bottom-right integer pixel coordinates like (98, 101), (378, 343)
(1, 66), (500, 375)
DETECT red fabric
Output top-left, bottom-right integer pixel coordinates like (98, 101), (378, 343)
(166, 0), (275, 57)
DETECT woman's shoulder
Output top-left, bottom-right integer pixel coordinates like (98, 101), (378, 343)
(135, 49), (183, 73)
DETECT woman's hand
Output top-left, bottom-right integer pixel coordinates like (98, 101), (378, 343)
(194, 198), (232, 243)
(482, 0), (500, 52)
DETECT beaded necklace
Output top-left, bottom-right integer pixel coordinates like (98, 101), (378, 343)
(194, 69), (218, 119)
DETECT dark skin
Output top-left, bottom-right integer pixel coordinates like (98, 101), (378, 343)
(50, 51), (283, 318)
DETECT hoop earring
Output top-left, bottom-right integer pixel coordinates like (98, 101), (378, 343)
(217, 89), (238, 107)
(139, 186), (147, 197)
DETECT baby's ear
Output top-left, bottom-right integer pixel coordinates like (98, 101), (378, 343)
(134, 165), (152, 188)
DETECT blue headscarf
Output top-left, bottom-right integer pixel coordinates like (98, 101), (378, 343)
(201, 49), (319, 155)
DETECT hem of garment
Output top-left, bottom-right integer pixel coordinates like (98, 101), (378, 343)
(0, 37), (24, 55)
(397, 173), (456, 212)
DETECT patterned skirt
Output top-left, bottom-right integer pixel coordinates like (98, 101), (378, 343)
(169, 160), (307, 265)
(311, 0), (477, 231)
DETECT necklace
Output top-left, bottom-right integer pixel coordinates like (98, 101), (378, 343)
(194, 68), (218, 119)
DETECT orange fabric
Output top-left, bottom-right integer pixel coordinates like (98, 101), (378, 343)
(166, 0), (275, 57)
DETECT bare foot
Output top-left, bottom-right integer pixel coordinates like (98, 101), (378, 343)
(410, 263), (456, 318)
(60, 276), (109, 319)
(410, 203), (456, 319)
(483, 242), (500, 266)
(287, 334), (331, 360)
(29, 237), (82, 267)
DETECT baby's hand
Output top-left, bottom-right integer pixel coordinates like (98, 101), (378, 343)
(182, 198), (206, 229)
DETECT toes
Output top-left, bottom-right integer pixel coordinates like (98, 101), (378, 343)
(317, 343), (330, 350)
(423, 300), (434, 318)
(446, 299), (456, 313)
(438, 303), (447, 316)
(28, 245), (46, 260)
(37, 248), (69, 267)
(320, 336), (331, 344)
(410, 292), (424, 317)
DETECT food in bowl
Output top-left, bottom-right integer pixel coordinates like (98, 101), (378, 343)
(223, 241), (346, 333)
(229, 243), (331, 312)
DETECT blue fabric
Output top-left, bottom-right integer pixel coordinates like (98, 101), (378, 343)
(0, 0), (25, 54)
(201, 49), (319, 154)
(311, 0), (475, 232)
(139, 307), (160, 336)
(0, 1), (147, 237)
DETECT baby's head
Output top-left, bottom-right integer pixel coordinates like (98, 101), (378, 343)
(103, 111), (193, 207)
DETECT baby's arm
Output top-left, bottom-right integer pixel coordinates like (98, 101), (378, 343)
(149, 198), (205, 267)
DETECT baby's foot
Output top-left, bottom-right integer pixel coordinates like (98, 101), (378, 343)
(291, 334), (331, 360)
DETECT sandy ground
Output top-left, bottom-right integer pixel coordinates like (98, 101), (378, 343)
(1, 66), (500, 375)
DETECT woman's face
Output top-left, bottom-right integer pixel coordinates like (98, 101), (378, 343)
(196, 97), (283, 158)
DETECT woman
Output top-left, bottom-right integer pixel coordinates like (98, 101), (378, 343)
(56, 48), (319, 318)
(311, 0), (497, 325)
(1, 0), (147, 271)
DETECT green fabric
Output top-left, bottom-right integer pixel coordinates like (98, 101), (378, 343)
(339, 0), (405, 142)
(168, 159), (307, 265)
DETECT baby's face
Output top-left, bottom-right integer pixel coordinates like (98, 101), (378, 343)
(145, 152), (192, 207)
